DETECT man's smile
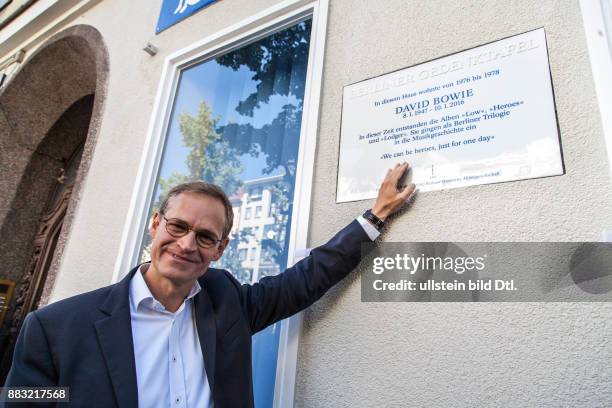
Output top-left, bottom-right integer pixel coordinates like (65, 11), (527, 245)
(165, 249), (198, 263)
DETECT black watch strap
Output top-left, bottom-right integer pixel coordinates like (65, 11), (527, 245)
(363, 209), (385, 231)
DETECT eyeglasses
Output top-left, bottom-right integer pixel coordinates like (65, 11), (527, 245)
(162, 216), (222, 249)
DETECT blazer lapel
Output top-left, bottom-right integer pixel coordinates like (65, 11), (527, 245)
(95, 267), (139, 408)
(194, 286), (217, 393)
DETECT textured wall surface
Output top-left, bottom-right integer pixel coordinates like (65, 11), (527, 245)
(6, 0), (611, 406)
(297, 0), (612, 407)
(35, 0), (283, 301)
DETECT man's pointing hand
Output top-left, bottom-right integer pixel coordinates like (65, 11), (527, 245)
(371, 162), (416, 221)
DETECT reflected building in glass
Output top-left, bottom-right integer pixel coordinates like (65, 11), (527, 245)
(231, 174), (287, 284)
(138, 18), (312, 407)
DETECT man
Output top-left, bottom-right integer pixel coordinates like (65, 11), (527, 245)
(5, 162), (416, 407)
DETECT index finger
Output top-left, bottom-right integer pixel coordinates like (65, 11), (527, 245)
(390, 162), (410, 179)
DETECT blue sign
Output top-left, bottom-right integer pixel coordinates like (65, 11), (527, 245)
(156, 0), (219, 34)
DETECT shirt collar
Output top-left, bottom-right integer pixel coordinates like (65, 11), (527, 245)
(129, 264), (202, 312)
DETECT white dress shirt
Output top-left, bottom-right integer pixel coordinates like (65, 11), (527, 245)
(128, 218), (375, 407)
(357, 215), (381, 241)
(129, 266), (212, 408)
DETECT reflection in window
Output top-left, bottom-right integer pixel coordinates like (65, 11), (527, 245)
(250, 186), (262, 198)
(139, 19), (313, 407)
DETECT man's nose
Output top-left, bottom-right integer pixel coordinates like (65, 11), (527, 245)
(176, 231), (198, 251)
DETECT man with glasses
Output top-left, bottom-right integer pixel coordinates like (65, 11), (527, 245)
(6, 163), (416, 407)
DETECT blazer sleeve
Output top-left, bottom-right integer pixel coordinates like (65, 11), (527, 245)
(239, 219), (372, 334)
(5, 311), (58, 388)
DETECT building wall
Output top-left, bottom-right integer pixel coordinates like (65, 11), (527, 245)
(4, 0), (611, 406)
(39, 0), (283, 300)
(299, 1), (612, 407)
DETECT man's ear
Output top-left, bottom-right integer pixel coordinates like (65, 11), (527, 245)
(212, 237), (230, 262)
(149, 212), (161, 238)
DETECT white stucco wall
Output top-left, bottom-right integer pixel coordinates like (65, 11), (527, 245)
(9, 0), (611, 406)
(44, 0), (283, 300)
(298, 1), (612, 407)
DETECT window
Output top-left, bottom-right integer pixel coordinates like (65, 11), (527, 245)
(117, 3), (329, 405)
(239, 248), (247, 261)
(250, 186), (262, 198)
(137, 16), (315, 408)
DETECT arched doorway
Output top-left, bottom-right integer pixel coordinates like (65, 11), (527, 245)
(0, 25), (109, 382)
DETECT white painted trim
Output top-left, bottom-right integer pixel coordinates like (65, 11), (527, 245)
(0, 0), (101, 61)
(0, 0), (59, 44)
(164, 0), (316, 70)
(272, 1), (328, 406)
(580, 0), (612, 179)
(112, 1), (329, 405)
(110, 55), (179, 283)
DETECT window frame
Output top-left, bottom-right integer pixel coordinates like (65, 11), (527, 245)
(112, 1), (329, 406)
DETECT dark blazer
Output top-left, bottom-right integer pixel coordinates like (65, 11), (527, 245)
(5, 220), (369, 407)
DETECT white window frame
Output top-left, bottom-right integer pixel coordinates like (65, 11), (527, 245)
(112, 1), (329, 406)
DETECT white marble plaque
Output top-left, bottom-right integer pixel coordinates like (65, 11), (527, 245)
(337, 28), (563, 203)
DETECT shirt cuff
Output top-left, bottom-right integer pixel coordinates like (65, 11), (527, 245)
(357, 215), (381, 241)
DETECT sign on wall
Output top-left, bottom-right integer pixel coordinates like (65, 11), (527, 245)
(337, 28), (563, 203)
(157, 0), (219, 34)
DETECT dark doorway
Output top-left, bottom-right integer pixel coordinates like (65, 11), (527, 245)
(0, 95), (94, 382)
(0, 25), (108, 384)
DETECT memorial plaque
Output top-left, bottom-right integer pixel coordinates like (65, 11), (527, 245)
(337, 28), (563, 202)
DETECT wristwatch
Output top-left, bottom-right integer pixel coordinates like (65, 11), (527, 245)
(363, 209), (385, 231)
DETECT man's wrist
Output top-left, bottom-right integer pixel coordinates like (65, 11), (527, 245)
(371, 206), (390, 222)
(356, 215), (381, 241)
(362, 209), (385, 231)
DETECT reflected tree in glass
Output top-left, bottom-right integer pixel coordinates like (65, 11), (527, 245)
(139, 19), (312, 407)
(216, 20), (312, 277)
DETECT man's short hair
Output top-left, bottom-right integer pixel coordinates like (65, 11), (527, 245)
(158, 181), (234, 239)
